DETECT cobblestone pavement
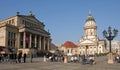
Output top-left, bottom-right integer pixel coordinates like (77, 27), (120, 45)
(0, 56), (120, 70)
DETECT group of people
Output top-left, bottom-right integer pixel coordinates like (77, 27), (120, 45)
(81, 55), (95, 65)
(45, 53), (96, 65)
(70, 56), (79, 63)
(0, 54), (8, 62)
(9, 52), (27, 63)
(46, 53), (64, 62)
(0, 52), (32, 64)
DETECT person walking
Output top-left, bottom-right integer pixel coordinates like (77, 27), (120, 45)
(81, 55), (86, 65)
(18, 52), (22, 63)
(23, 53), (27, 63)
(30, 53), (33, 63)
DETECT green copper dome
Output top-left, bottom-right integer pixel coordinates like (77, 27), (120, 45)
(84, 13), (97, 28)
(86, 13), (95, 22)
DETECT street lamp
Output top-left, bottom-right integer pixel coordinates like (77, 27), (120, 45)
(102, 26), (118, 64)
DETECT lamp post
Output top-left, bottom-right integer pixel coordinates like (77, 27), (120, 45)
(102, 26), (118, 64)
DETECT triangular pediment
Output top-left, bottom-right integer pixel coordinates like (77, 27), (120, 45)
(79, 39), (96, 46)
(18, 15), (44, 27)
(26, 16), (43, 24)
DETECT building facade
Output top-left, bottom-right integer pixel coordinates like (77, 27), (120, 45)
(77, 13), (106, 55)
(110, 41), (120, 54)
(59, 41), (78, 56)
(0, 12), (51, 54)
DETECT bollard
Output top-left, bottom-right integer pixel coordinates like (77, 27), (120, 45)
(64, 55), (67, 63)
(108, 53), (114, 64)
(43, 55), (46, 62)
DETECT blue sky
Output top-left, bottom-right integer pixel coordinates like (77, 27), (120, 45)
(0, 0), (120, 45)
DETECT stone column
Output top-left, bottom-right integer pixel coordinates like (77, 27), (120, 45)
(29, 33), (32, 48)
(17, 32), (20, 49)
(39, 36), (41, 50)
(35, 35), (37, 48)
(23, 32), (26, 49)
(44, 36), (46, 50)
(49, 38), (52, 50)
(47, 38), (50, 50)
(23, 32), (26, 54)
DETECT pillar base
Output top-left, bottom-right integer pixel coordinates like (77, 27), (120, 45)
(64, 55), (67, 63)
(43, 56), (46, 62)
(108, 53), (114, 64)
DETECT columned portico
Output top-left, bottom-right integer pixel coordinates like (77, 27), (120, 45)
(18, 32), (51, 54)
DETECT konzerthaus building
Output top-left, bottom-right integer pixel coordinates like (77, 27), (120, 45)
(0, 12), (51, 54)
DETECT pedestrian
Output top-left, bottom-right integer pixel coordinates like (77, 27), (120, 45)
(74, 56), (78, 63)
(18, 52), (22, 63)
(10, 53), (14, 64)
(0, 54), (1, 62)
(30, 53), (33, 63)
(13, 53), (17, 63)
(81, 55), (86, 65)
(23, 53), (27, 63)
(89, 55), (96, 65)
(89, 56), (93, 65)
(70, 56), (74, 62)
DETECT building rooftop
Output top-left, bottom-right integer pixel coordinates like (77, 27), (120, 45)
(62, 41), (78, 48)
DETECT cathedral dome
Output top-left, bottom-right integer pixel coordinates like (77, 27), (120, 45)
(84, 13), (96, 28)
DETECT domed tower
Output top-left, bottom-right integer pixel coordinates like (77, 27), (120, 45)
(77, 12), (106, 55)
(84, 12), (98, 41)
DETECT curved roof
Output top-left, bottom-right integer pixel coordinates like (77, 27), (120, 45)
(84, 13), (97, 28)
(63, 41), (78, 48)
(86, 14), (95, 22)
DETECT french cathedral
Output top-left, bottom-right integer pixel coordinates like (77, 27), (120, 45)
(77, 13), (106, 55)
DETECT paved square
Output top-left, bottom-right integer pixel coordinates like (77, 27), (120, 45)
(0, 56), (120, 70)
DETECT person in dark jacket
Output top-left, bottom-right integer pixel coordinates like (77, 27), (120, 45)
(23, 53), (27, 63)
(18, 52), (22, 63)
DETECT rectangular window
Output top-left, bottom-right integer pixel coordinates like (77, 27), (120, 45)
(26, 42), (29, 48)
(8, 32), (10, 38)
(13, 33), (16, 39)
(12, 19), (15, 24)
(68, 50), (69, 53)
(20, 41), (23, 48)
(8, 39), (10, 46)
(10, 32), (12, 39)
(13, 40), (15, 47)
(9, 20), (11, 24)
(10, 40), (12, 46)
